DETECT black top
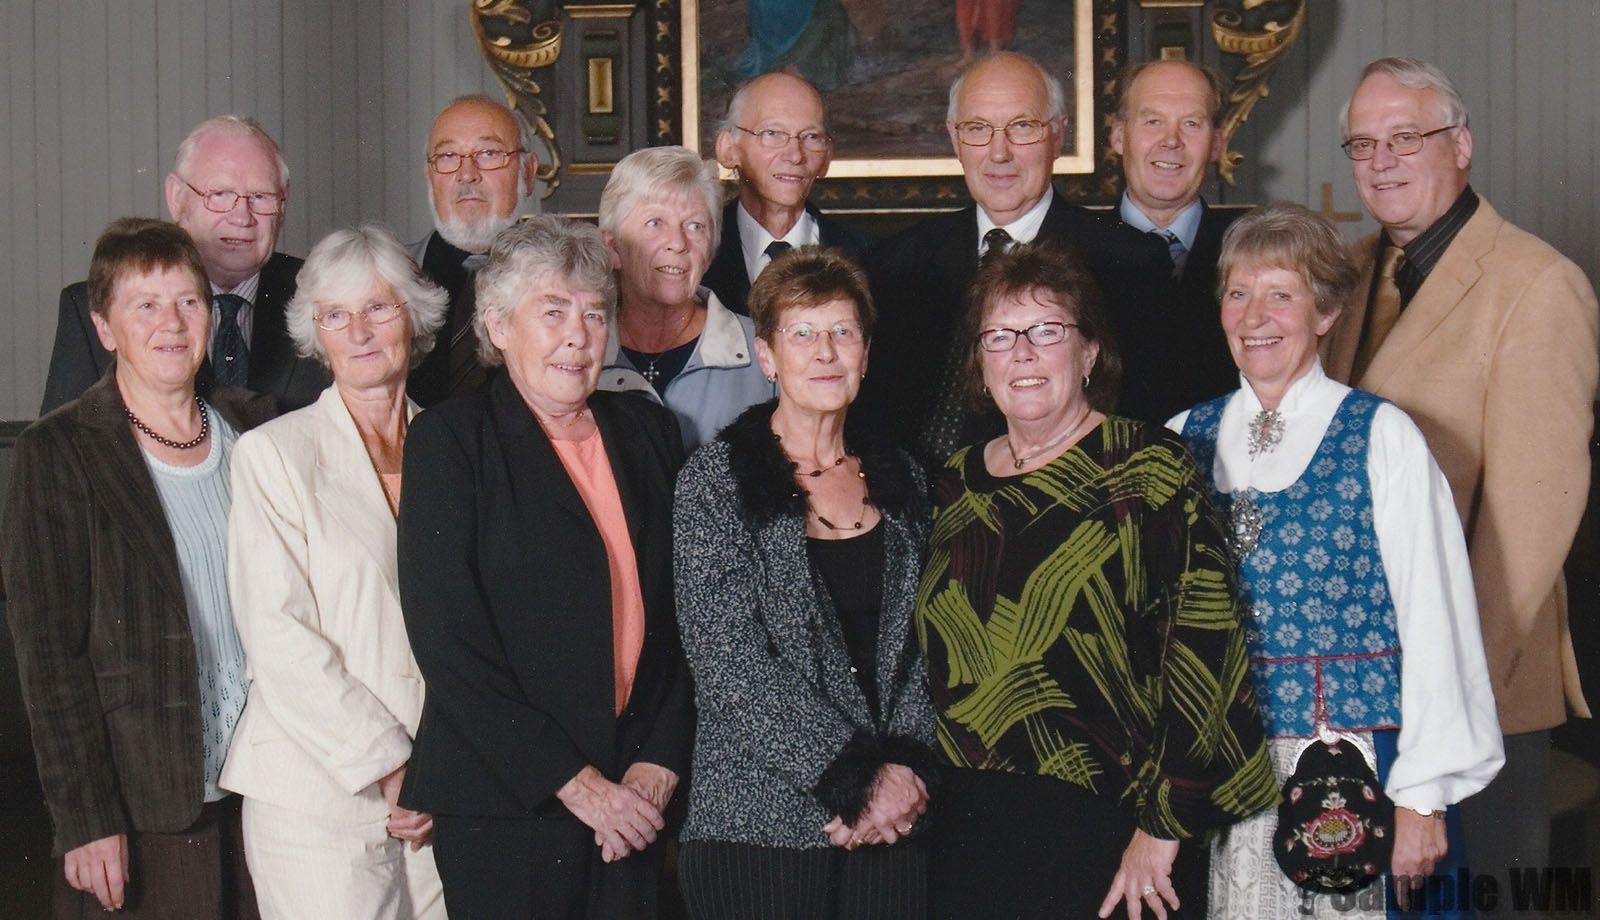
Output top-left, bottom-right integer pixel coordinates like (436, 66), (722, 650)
(702, 200), (873, 316)
(1389, 185), (1480, 306)
(621, 338), (699, 397)
(807, 524), (886, 720)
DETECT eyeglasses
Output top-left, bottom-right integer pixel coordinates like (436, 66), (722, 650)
(1340, 125), (1457, 161)
(775, 321), (866, 349)
(734, 126), (832, 153)
(315, 302), (407, 331)
(180, 179), (285, 216)
(952, 118), (1053, 147)
(427, 148), (525, 174)
(977, 321), (1077, 352)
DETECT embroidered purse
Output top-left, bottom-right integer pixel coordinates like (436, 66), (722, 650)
(1272, 733), (1394, 894)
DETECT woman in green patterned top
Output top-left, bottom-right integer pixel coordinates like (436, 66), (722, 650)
(915, 244), (1277, 919)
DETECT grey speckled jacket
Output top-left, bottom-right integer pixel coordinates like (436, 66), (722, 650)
(672, 401), (937, 849)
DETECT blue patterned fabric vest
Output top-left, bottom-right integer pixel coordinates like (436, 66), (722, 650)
(1182, 390), (1401, 737)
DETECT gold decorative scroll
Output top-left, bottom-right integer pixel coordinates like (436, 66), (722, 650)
(1211, 0), (1306, 186)
(472, 0), (565, 196)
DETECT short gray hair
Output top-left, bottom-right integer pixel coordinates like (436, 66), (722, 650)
(1339, 57), (1470, 139)
(598, 146), (725, 252)
(286, 224), (449, 369)
(946, 52), (1066, 125)
(1216, 202), (1360, 319)
(428, 94), (537, 162)
(174, 115), (290, 190)
(473, 215), (618, 367)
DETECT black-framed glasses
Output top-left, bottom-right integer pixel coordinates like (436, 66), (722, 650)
(953, 118), (1053, 147)
(315, 302), (407, 332)
(977, 321), (1077, 352)
(734, 125), (832, 153)
(1340, 125), (1457, 161)
(775, 321), (866, 349)
(427, 148), (525, 174)
(180, 179), (285, 216)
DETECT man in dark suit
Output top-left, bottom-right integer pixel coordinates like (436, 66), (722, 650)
(406, 95), (540, 407)
(703, 72), (869, 315)
(861, 52), (1167, 467)
(40, 115), (327, 415)
(1110, 60), (1240, 422)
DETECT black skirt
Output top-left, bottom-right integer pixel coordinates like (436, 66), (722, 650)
(929, 767), (1208, 920)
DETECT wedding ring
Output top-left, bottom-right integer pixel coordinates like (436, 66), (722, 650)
(897, 823), (912, 834)
(1141, 885), (1157, 897)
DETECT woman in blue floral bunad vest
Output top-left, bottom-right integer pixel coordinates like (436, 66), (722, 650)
(1170, 203), (1503, 920)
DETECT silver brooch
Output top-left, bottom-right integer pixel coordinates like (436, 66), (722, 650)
(1229, 494), (1264, 560)
(1247, 409), (1285, 459)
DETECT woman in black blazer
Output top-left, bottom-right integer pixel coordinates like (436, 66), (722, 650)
(397, 215), (693, 919)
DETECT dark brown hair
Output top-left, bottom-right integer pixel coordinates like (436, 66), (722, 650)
(747, 245), (876, 343)
(87, 217), (210, 318)
(961, 242), (1122, 413)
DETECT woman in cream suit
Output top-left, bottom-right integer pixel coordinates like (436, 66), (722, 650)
(221, 225), (450, 919)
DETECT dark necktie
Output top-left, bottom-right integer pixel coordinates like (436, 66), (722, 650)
(764, 240), (792, 262)
(447, 254), (489, 397)
(981, 227), (1013, 261)
(1156, 229), (1187, 278)
(212, 293), (250, 387)
(917, 228), (1015, 466)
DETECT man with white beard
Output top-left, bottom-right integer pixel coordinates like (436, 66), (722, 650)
(407, 95), (540, 406)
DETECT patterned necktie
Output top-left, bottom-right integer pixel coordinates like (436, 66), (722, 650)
(764, 239), (792, 262)
(1352, 245), (1406, 382)
(981, 227), (1013, 261)
(212, 293), (250, 387)
(1158, 229), (1187, 278)
(447, 254), (489, 397)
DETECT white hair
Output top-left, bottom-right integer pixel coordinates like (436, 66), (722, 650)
(597, 146), (725, 253)
(472, 215), (618, 367)
(1339, 57), (1470, 139)
(427, 95), (538, 252)
(946, 52), (1067, 124)
(174, 115), (290, 190)
(286, 224), (449, 370)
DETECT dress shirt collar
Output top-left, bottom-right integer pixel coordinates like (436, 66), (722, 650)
(976, 188), (1054, 252)
(1236, 358), (1333, 418)
(1118, 193), (1203, 252)
(1384, 185), (1478, 305)
(210, 272), (260, 346)
(738, 202), (819, 283)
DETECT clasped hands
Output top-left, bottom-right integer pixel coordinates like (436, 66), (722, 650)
(379, 764), (434, 850)
(822, 763), (928, 849)
(558, 762), (679, 863)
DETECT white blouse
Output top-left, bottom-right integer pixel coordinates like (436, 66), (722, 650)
(1168, 361), (1503, 812)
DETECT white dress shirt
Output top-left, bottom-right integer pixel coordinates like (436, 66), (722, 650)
(976, 188), (1054, 254)
(737, 203), (820, 284)
(1168, 361), (1503, 812)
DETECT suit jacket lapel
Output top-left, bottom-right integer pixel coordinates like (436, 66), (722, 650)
(1358, 206), (1497, 392)
(489, 375), (594, 528)
(311, 388), (410, 603)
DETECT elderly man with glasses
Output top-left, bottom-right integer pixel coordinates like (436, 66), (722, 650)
(406, 94), (540, 407)
(860, 51), (1168, 470)
(41, 115), (328, 414)
(702, 72), (869, 316)
(1321, 57), (1598, 918)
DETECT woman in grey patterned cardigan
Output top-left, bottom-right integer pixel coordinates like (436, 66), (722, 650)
(672, 247), (938, 918)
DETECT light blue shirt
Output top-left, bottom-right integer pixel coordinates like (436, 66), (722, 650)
(142, 404), (248, 803)
(1118, 193), (1204, 252)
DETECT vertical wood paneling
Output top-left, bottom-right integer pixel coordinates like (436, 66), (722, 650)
(383, 1), (415, 242)
(3, 1), (33, 407)
(34, 0), (64, 413)
(356, 0), (387, 226)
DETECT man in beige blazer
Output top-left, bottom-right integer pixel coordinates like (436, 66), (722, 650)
(1324, 57), (1597, 912)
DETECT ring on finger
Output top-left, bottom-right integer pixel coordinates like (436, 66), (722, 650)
(897, 823), (912, 834)
(1141, 884), (1158, 897)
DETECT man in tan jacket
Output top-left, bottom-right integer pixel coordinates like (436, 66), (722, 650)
(1324, 57), (1597, 914)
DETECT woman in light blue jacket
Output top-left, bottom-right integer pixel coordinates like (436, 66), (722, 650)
(597, 146), (773, 451)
